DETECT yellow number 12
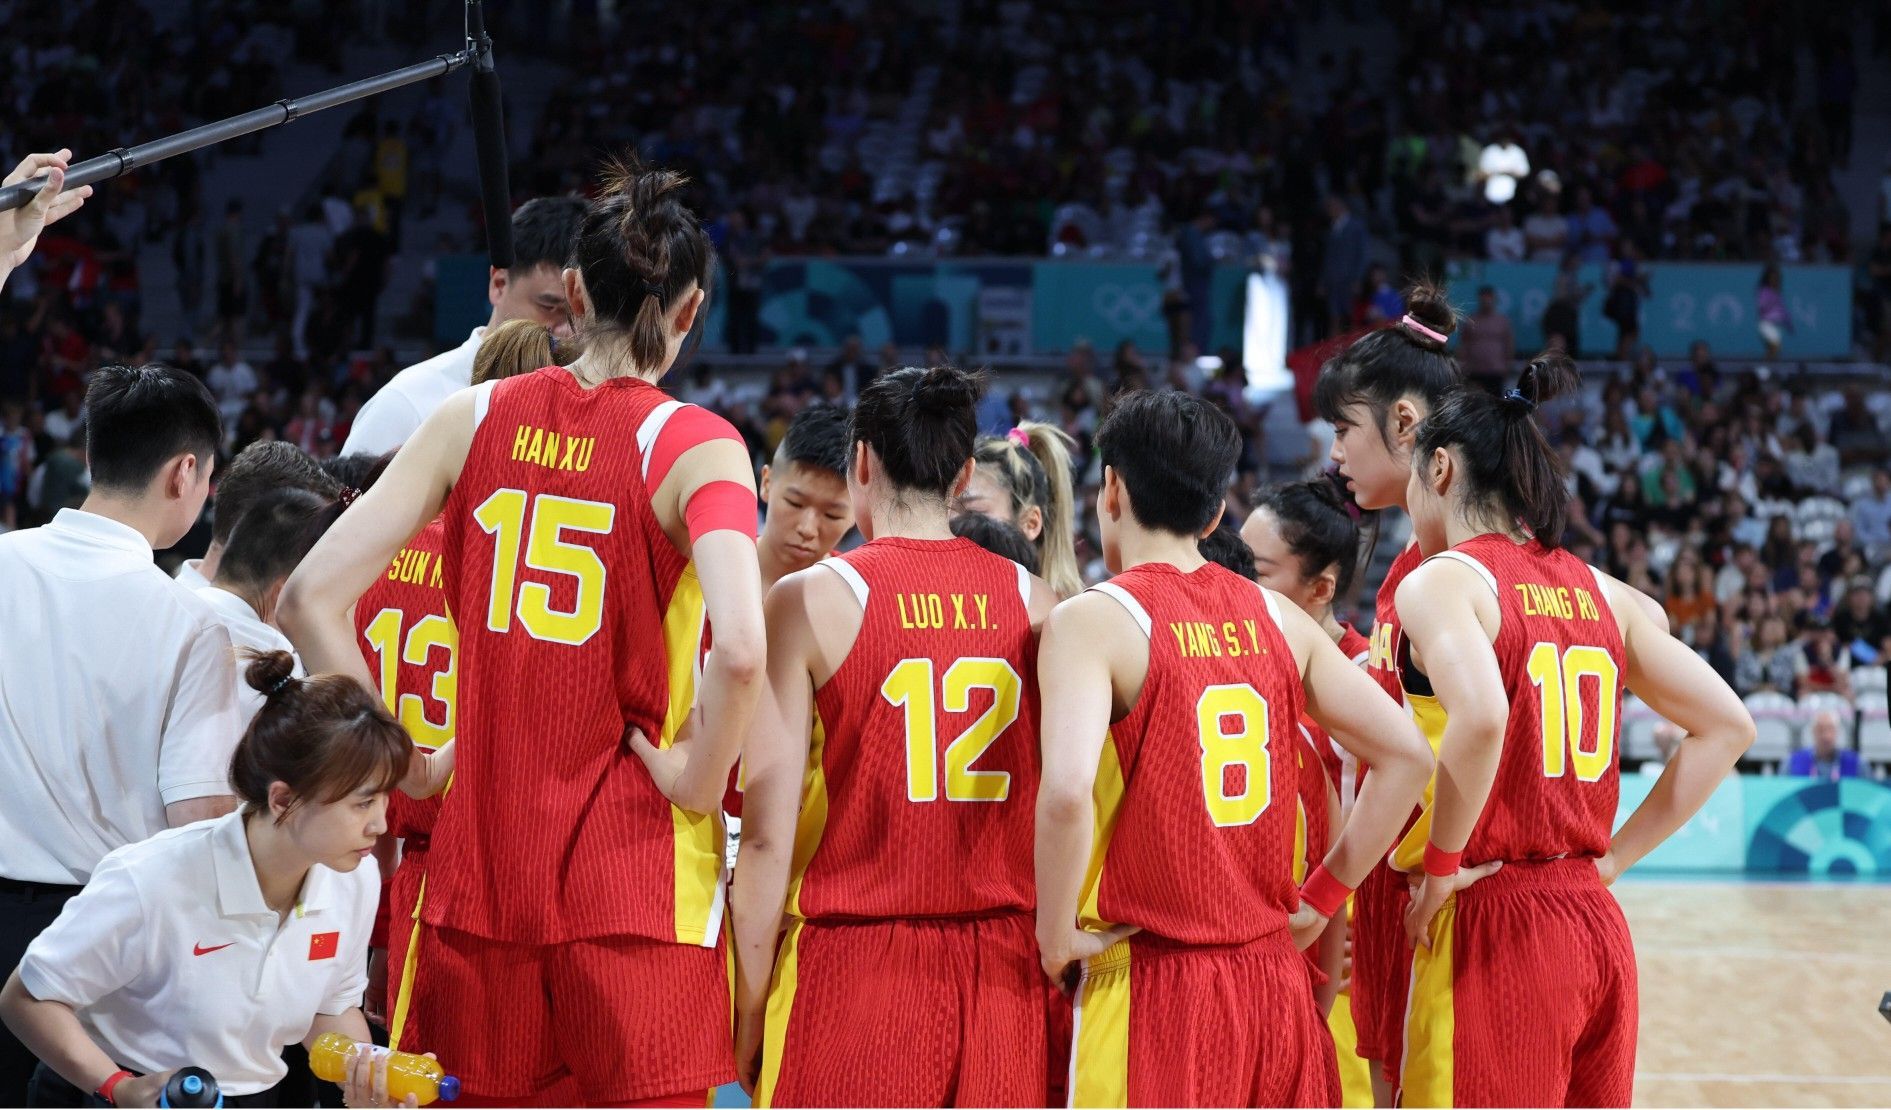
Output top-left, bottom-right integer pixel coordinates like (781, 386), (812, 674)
(881, 657), (1022, 803)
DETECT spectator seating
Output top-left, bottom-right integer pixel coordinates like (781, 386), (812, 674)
(1743, 692), (1800, 768)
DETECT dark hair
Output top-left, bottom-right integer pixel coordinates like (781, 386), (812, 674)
(231, 650), (411, 823)
(215, 442), (343, 545)
(1095, 390), (1240, 536)
(851, 365), (984, 497)
(509, 195), (589, 274)
(774, 404), (853, 476)
(1257, 476), (1365, 599)
(572, 155), (714, 372)
(971, 423), (1081, 598)
(951, 512), (1040, 572)
(318, 451), (394, 496)
(83, 365), (223, 492)
(1415, 351), (1581, 549)
(216, 489), (338, 590)
(1312, 281), (1461, 443)
(1197, 520), (1258, 580)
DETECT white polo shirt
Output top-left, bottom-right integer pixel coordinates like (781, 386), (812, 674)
(173, 558), (211, 592)
(193, 586), (304, 723)
(0, 509), (243, 885)
(19, 812), (377, 1096)
(341, 327), (485, 456)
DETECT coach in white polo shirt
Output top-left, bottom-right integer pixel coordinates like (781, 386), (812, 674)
(342, 196), (587, 456)
(0, 366), (243, 1102)
(0, 655), (410, 1108)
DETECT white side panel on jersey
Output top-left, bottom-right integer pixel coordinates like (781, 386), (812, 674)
(1015, 562), (1032, 607)
(1259, 585), (1283, 625)
(1088, 581), (1152, 640)
(1425, 549), (1500, 598)
(819, 557), (870, 610)
(634, 399), (687, 483)
(471, 379), (499, 431)
(1587, 564), (1619, 619)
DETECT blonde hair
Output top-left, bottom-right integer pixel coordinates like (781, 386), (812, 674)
(472, 318), (575, 386)
(972, 422), (1081, 598)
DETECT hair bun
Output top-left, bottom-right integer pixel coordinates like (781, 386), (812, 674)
(1400, 281), (1460, 346)
(911, 365), (984, 417)
(243, 649), (299, 698)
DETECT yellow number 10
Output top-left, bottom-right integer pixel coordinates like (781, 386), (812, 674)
(1197, 684), (1272, 827)
(1526, 642), (1620, 782)
(881, 658), (1022, 803)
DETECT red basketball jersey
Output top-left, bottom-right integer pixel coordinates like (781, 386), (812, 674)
(1403, 535), (1625, 865)
(788, 537), (1039, 920)
(1293, 724), (1332, 884)
(1338, 622), (1371, 668)
(430, 369), (735, 946)
(354, 517), (456, 843)
(1366, 544), (1422, 704)
(1079, 563), (1304, 946)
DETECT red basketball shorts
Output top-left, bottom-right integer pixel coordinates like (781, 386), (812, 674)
(403, 923), (732, 1105)
(1400, 858), (1637, 1108)
(384, 843), (427, 1051)
(1068, 930), (1339, 1108)
(1351, 857), (1413, 1078)
(758, 913), (1049, 1108)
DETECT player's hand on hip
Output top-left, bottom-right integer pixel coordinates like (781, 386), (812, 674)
(1594, 850), (1621, 886)
(1288, 903), (1330, 951)
(1404, 860), (1502, 950)
(625, 724), (692, 806)
(400, 741), (453, 799)
(1039, 924), (1138, 990)
(734, 1002), (765, 1097)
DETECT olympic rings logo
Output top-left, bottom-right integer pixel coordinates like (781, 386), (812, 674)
(1091, 283), (1161, 329)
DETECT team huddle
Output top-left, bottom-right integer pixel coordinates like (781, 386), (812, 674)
(4, 157), (1757, 1110)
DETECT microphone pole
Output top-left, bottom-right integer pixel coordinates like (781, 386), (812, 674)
(465, 0), (515, 269)
(0, 51), (476, 213)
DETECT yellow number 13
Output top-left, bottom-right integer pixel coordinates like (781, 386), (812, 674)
(1527, 642), (1620, 781)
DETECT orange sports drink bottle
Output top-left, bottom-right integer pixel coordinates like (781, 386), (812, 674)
(308, 1033), (461, 1104)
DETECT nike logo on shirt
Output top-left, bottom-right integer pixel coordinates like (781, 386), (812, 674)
(192, 941), (235, 957)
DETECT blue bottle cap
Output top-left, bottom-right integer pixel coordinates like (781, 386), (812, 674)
(439, 1075), (460, 1102)
(182, 1076), (204, 1096)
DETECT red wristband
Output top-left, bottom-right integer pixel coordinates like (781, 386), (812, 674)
(96, 1069), (134, 1106)
(1423, 843), (1463, 877)
(1298, 865), (1351, 919)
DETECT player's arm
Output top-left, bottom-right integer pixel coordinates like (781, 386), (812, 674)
(1394, 561), (1509, 948)
(631, 431), (765, 814)
(1599, 577), (1754, 882)
(1595, 568), (1670, 634)
(279, 390), (473, 798)
(1276, 593), (1430, 947)
(1312, 768), (1345, 1017)
(1025, 572), (1059, 635)
(729, 572), (821, 1095)
(1035, 592), (1142, 985)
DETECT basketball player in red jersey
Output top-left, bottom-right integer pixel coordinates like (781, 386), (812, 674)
(724, 405), (857, 828)
(1036, 390), (1433, 1108)
(1395, 358), (1752, 1107)
(731, 365), (1058, 1107)
(282, 158), (767, 1107)
(1243, 476), (1376, 1105)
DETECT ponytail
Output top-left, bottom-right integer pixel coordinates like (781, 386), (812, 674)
(473, 318), (577, 386)
(1313, 279), (1463, 444)
(852, 365), (986, 497)
(1021, 423), (1081, 597)
(1415, 349), (1580, 548)
(571, 153), (714, 377)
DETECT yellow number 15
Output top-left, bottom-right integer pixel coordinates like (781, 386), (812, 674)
(473, 489), (616, 646)
(1527, 642), (1620, 781)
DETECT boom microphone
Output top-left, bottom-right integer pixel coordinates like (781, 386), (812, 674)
(467, 0), (514, 269)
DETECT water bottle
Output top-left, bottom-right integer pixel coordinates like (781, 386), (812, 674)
(308, 1032), (460, 1105)
(158, 1067), (222, 1108)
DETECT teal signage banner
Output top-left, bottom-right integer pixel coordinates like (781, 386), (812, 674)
(1617, 772), (1891, 876)
(1446, 261), (1852, 359)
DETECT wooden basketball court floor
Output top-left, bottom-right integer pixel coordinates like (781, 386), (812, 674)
(1619, 877), (1891, 1107)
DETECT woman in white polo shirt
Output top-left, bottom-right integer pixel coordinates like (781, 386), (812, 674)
(0, 651), (417, 1108)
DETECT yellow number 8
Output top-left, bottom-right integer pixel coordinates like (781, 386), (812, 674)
(1197, 683), (1272, 827)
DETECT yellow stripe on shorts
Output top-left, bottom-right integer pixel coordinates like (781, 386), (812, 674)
(1400, 897), (1458, 1108)
(756, 918), (804, 1108)
(1069, 938), (1133, 1109)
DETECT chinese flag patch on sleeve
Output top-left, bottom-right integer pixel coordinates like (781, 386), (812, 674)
(308, 931), (340, 961)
